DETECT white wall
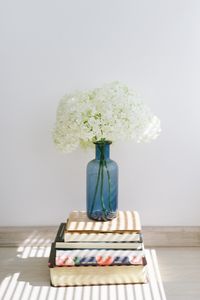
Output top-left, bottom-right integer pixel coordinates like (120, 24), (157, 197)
(1, 0), (200, 226)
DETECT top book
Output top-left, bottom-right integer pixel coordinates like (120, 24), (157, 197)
(66, 210), (141, 233)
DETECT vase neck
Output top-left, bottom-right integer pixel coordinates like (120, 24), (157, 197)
(95, 142), (111, 160)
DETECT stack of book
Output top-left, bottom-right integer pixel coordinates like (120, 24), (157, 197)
(48, 210), (148, 286)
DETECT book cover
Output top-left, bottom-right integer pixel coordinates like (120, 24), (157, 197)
(55, 223), (143, 249)
(48, 243), (148, 286)
(64, 232), (143, 243)
(55, 241), (143, 250)
(66, 210), (141, 233)
(55, 249), (147, 267)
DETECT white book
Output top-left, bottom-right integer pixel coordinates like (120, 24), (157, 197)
(55, 241), (144, 249)
(64, 232), (143, 243)
(56, 249), (145, 257)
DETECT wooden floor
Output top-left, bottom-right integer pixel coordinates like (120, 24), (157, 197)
(0, 247), (200, 300)
(156, 247), (200, 300)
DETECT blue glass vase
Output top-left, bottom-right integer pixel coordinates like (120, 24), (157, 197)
(87, 141), (118, 221)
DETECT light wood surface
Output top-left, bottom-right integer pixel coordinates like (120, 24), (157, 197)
(0, 247), (166, 300)
(0, 226), (57, 247)
(143, 226), (200, 247)
(1, 226), (200, 247)
(0, 246), (200, 299)
(156, 247), (200, 300)
(1, 226), (200, 299)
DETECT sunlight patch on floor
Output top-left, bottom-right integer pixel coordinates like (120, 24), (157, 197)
(0, 248), (166, 300)
(17, 246), (51, 259)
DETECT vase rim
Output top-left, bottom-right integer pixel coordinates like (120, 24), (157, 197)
(94, 140), (112, 145)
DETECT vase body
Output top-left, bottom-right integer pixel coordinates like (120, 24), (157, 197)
(87, 141), (118, 221)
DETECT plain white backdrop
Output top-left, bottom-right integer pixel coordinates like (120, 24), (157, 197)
(0, 0), (200, 225)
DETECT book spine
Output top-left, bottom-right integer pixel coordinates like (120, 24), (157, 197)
(55, 223), (66, 242)
(55, 242), (143, 250)
(48, 243), (56, 268)
(55, 254), (147, 267)
(64, 233), (143, 243)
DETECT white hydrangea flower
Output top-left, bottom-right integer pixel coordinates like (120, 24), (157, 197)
(53, 82), (161, 152)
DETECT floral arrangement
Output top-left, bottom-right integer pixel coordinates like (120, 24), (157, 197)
(53, 82), (161, 220)
(53, 81), (161, 152)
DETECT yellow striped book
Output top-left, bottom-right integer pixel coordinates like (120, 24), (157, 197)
(66, 210), (141, 233)
(49, 243), (147, 286)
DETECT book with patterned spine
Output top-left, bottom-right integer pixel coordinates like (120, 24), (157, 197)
(66, 210), (141, 233)
(48, 243), (148, 286)
(55, 248), (147, 267)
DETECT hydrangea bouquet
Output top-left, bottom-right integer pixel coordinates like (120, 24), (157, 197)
(53, 82), (161, 151)
(53, 82), (161, 221)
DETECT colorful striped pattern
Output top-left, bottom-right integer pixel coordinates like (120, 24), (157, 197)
(55, 249), (147, 266)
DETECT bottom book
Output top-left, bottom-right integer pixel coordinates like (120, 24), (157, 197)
(49, 244), (148, 286)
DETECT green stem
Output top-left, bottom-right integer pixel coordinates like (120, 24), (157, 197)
(100, 157), (106, 219)
(89, 158), (101, 215)
(90, 142), (110, 219)
(104, 159), (112, 211)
